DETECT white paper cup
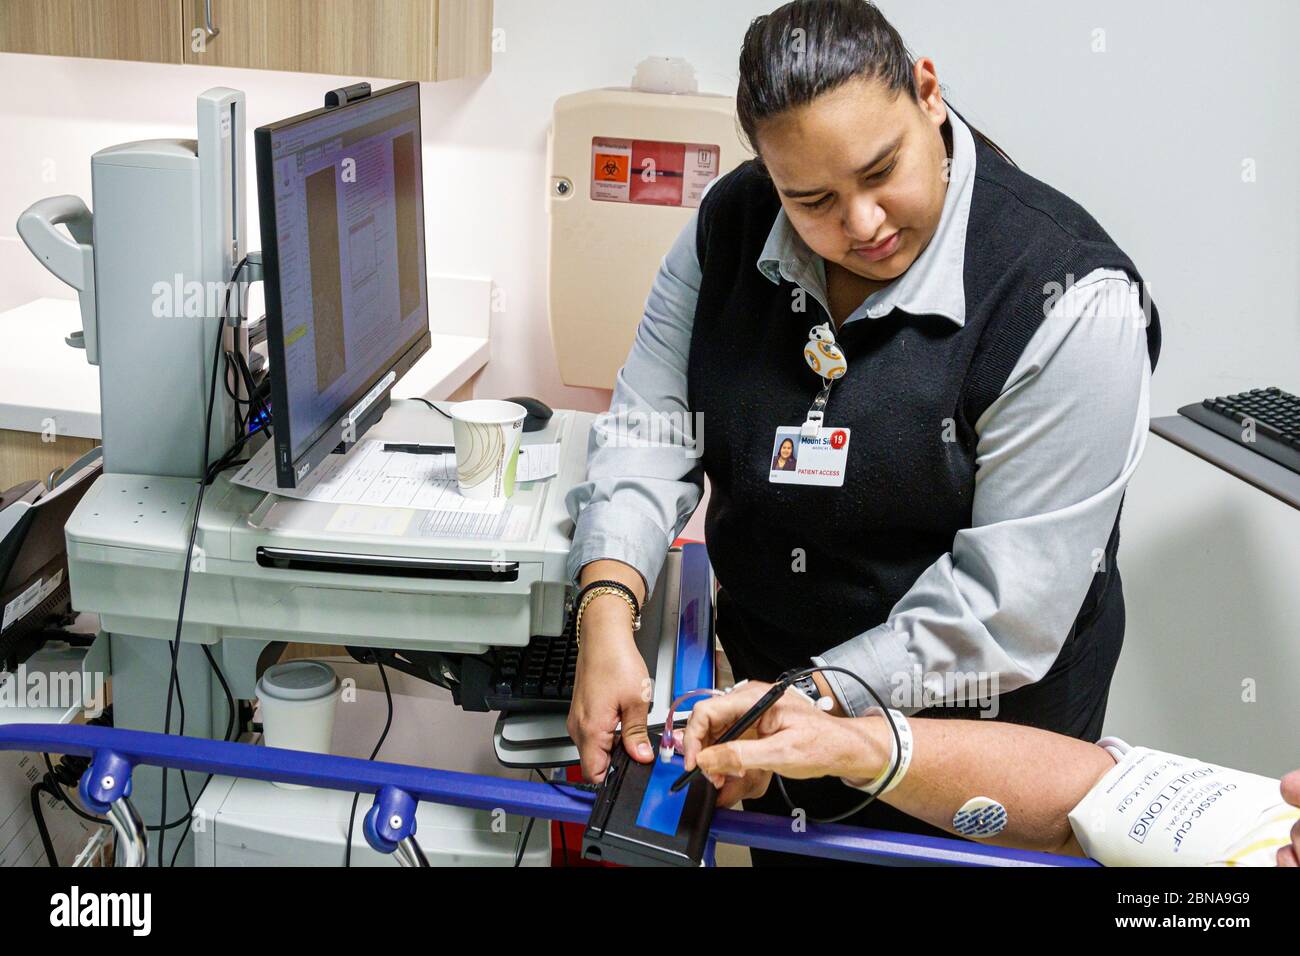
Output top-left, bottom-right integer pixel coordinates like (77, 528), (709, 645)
(450, 400), (527, 500)
(257, 661), (339, 790)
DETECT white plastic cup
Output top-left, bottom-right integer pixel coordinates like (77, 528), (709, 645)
(257, 661), (339, 790)
(450, 399), (527, 500)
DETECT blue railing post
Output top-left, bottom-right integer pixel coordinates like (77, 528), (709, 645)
(364, 785), (428, 867)
(76, 748), (147, 866)
(77, 748), (134, 812)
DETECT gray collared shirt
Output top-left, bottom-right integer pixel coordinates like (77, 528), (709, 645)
(564, 109), (1152, 716)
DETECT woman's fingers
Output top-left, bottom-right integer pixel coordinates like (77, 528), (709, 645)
(568, 702), (615, 784)
(620, 696), (654, 764)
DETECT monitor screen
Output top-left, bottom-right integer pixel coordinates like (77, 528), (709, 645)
(255, 82), (429, 485)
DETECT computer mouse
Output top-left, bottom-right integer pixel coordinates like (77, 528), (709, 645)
(506, 396), (554, 433)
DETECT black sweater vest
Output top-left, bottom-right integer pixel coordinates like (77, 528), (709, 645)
(687, 136), (1162, 670)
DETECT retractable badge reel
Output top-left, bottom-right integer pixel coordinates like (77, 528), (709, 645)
(801, 322), (848, 438)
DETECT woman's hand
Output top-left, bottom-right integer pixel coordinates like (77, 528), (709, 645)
(680, 680), (888, 807)
(566, 597), (653, 783)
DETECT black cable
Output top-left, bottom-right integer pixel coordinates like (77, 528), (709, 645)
(409, 396), (454, 419)
(232, 346), (257, 401)
(35, 749), (197, 846)
(158, 255), (248, 867)
(204, 643), (237, 745)
(31, 707), (115, 866)
(40, 754), (103, 823)
(224, 345), (274, 440)
(534, 770), (574, 865)
(36, 782), (100, 825)
(31, 785), (59, 866)
(768, 665), (903, 825)
(205, 422), (266, 479)
(535, 773), (598, 796)
(232, 346), (272, 438)
(176, 760), (197, 853)
(345, 659), (393, 867)
(225, 357), (270, 442)
(146, 811), (201, 834)
(166, 643), (237, 867)
(513, 816), (537, 867)
(223, 351), (251, 410)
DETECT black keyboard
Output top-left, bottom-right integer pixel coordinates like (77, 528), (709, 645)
(1179, 387), (1300, 474)
(483, 617), (579, 713)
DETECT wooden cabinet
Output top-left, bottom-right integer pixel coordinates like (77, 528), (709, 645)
(0, 0), (184, 64)
(0, 0), (492, 81)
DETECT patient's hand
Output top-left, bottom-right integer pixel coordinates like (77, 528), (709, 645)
(681, 680), (885, 807)
(1279, 770), (1300, 867)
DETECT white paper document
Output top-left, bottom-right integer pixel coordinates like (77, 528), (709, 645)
(516, 443), (561, 482)
(232, 439), (483, 510)
(230, 438), (557, 518)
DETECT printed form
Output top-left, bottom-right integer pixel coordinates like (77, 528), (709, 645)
(230, 439), (560, 540)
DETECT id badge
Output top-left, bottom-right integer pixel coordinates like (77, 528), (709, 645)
(768, 425), (851, 487)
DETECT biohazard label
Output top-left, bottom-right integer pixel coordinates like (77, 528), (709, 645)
(591, 138), (720, 208)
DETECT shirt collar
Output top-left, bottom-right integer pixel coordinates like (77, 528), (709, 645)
(755, 106), (977, 328)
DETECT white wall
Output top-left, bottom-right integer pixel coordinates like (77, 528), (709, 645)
(1, 1), (1296, 774)
(883, 0), (1300, 776)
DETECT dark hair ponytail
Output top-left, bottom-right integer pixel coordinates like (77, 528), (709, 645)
(737, 0), (1015, 167)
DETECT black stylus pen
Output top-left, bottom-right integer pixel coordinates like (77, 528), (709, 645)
(382, 443), (454, 454)
(669, 679), (792, 793)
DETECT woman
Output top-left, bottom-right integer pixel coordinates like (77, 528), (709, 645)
(564, 0), (1160, 862)
(771, 437), (797, 471)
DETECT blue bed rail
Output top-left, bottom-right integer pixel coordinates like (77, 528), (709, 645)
(0, 721), (1094, 867)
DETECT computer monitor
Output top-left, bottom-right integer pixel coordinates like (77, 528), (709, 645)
(255, 82), (430, 488)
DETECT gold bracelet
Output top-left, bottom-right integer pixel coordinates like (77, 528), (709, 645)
(574, 586), (640, 649)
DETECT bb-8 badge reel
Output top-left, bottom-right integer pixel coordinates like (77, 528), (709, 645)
(801, 321), (848, 438)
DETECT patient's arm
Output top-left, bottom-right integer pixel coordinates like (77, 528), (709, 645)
(861, 715), (1116, 855)
(689, 685), (1298, 862)
(683, 683), (1117, 855)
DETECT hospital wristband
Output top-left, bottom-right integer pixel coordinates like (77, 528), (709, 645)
(842, 707), (912, 797)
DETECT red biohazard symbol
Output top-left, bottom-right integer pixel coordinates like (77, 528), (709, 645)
(829, 430), (848, 449)
(594, 152), (629, 182)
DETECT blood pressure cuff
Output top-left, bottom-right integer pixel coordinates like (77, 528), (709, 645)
(1068, 738), (1298, 866)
